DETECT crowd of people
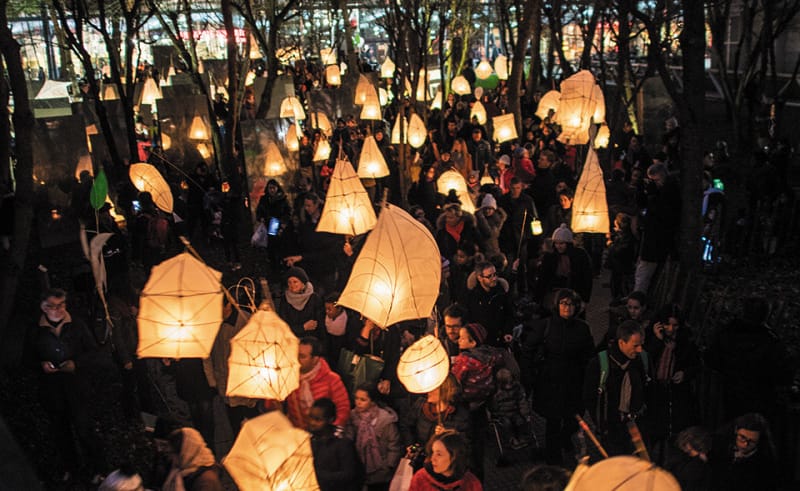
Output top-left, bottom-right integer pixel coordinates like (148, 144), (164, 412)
(23, 54), (798, 491)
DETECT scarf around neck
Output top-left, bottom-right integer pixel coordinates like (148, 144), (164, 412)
(299, 360), (323, 414)
(355, 405), (384, 474)
(610, 353), (632, 414)
(325, 309), (348, 336)
(656, 340), (676, 382)
(286, 282), (314, 311)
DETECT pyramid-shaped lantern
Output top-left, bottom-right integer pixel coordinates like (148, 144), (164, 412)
(437, 169), (475, 214)
(223, 411), (319, 491)
(380, 57), (395, 79)
(312, 138), (332, 162)
(493, 113), (518, 143)
(129, 163), (174, 213)
(189, 114), (210, 140)
(226, 310), (301, 401)
(535, 90), (561, 120)
(494, 55), (509, 80)
(337, 204), (442, 328)
(317, 158), (377, 236)
(407, 113), (427, 148)
(354, 75), (373, 105)
(359, 86), (382, 121)
(571, 147), (610, 234)
(451, 75), (471, 96)
(556, 70), (599, 145)
(357, 136), (389, 178)
(431, 89), (443, 110)
(264, 141), (287, 176)
(280, 96), (306, 120)
(102, 83), (120, 101)
(137, 253), (223, 358)
(471, 101), (487, 125)
(285, 123), (302, 152)
(140, 77), (162, 106)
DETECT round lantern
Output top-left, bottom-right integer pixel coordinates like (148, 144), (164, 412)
(137, 252), (223, 359)
(566, 456), (680, 491)
(391, 115), (408, 145)
(594, 123), (610, 149)
(535, 90), (561, 120)
(451, 75), (471, 96)
(471, 101), (487, 125)
(475, 59), (493, 80)
(264, 141), (287, 176)
(129, 163), (174, 213)
(407, 113), (427, 148)
(317, 158), (377, 236)
(188, 114), (210, 140)
(357, 136), (390, 178)
(280, 96), (306, 120)
(226, 310), (301, 401)
(381, 57), (395, 79)
(325, 65), (341, 86)
(492, 113), (518, 143)
(397, 335), (450, 393)
(494, 55), (509, 80)
(312, 138), (331, 162)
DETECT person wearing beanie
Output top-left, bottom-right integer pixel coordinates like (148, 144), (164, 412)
(496, 155), (513, 194)
(475, 192), (507, 257)
(278, 266), (326, 341)
(436, 199), (479, 263)
(533, 223), (593, 306)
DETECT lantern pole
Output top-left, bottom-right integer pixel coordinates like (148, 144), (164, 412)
(179, 235), (244, 317)
(575, 414), (609, 459)
(517, 209), (528, 259)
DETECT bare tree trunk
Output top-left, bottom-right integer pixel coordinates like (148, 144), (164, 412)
(508, 0), (540, 132)
(221, 0), (239, 191)
(0, 2), (36, 364)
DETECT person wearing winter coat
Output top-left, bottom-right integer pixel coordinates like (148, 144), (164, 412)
(407, 374), (471, 465)
(474, 194), (507, 257)
(161, 427), (223, 491)
(436, 202), (479, 262)
(490, 368), (531, 449)
(278, 266), (327, 341)
(534, 224), (593, 307)
(345, 383), (403, 491)
(409, 431), (483, 491)
(255, 179), (292, 266)
(310, 398), (363, 491)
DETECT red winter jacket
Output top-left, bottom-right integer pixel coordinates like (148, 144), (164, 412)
(409, 466), (483, 491)
(286, 358), (351, 429)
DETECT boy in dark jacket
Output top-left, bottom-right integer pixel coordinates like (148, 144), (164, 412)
(490, 367), (531, 449)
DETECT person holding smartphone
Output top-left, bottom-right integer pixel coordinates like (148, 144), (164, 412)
(255, 179), (291, 268)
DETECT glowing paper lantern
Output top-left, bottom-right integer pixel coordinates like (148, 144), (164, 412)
(309, 112), (332, 137)
(407, 113), (427, 148)
(320, 47), (337, 65)
(129, 163), (174, 213)
(494, 54), (509, 80)
(397, 335), (449, 394)
(280, 96), (306, 120)
(137, 253), (223, 359)
(470, 101), (487, 125)
(249, 35), (262, 59)
(354, 75), (373, 105)
(436, 169), (475, 214)
(285, 123), (301, 152)
(475, 59), (493, 80)
(380, 57), (395, 78)
(223, 412), (319, 491)
(492, 113), (518, 143)
(188, 114), (210, 140)
(592, 84), (606, 124)
(140, 77), (162, 106)
(415, 69), (428, 101)
(430, 89), (442, 110)
(451, 75), (471, 96)
(565, 456), (680, 491)
(264, 141), (287, 176)
(317, 158), (377, 236)
(359, 87), (382, 121)
(357, 136), (389, 178)
(379, 87), (389, 106)
(312, 138), (331, 162)
(556, 70), (600, 145)
(571, 147), (609, 234)
(535, 90), (561, 120)
(226, 310), (301, 401)
(338, 204), (441, 328)
(594, 123), (610, 149)
(325, 65), (341, 86)
(161, 132), (172, 150)
(197, 142), (212, 159)
(102, 83), (120, 101)
(245, 71), (256, 86)
(391, 115), (408, 145)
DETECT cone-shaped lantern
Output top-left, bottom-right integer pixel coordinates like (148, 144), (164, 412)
(471, 101), (487, 125)
(137, 253), (223, 359)
(397, 335), (450, 393)
(475, 59), (494, 79)
(535, 90), (561, 120)
(140, 77), (162, 106)
(309, 112), (332, 137)
(451, 75), (471, 96)
(285, 124), (301, 152)
(102, 83), (120, 101)
(592, 84), (606, 124)
(280, 96), (306, 120)
(494, 55), (509, 80)
(391, 115), (408, 144)
(430, 89), (442, 110)
(357, 136), (390, 178)
(197, 142), (212, 160)
(571, 147), (609, 234)
(189, 114), (210, 140)
(359, 86), (382, 121)
(594, 123), (610, 149)
(337, 205), (441, 328)
(437, 169), (475, 214)
(312, 138), (332, 161)
(407, 113), (427, 148)
(492, 113), (518, 143)
(556, 70), (599, 145)
(354, 75), (373, 105)
(129, 163), (174, 213)
(226, 310), (301, 401)
(325, 65), (341, 86)
(264, 141), (287, 176)
(565, 456), (680, 491)
(317, 158), (377, 236)
(223, 412), (320, 491)
(379, 87), (389, 106)
(380, 57), (395, 79)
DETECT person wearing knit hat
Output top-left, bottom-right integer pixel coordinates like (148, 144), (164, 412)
(480, 193), (497, 210)
(498, 154), (511, 168)
(534, 223), (593, 306)
(285, 266), (310, 285)
(278, 265), (326, 340)
(551, 223), (574, 244)
(460, 322), (488, 348)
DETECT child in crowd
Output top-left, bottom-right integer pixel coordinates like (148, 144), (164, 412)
(490, 367), (532, 450)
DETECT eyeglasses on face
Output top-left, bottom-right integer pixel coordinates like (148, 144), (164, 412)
(736, 432), (758, 445)
(480, 271), (497, 279)
(43, 301), (66, 310)
(559, 300), (575, 307)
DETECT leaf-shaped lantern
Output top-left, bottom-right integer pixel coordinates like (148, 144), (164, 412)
(129, 163), (174, 213)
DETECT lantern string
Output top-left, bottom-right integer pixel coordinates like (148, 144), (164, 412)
(147, 148), (206, 193)
(179, 235), (245, 317)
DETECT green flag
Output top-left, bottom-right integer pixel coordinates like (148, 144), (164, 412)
(90, 169), (108, 210)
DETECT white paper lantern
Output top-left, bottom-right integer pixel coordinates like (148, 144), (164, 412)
(494, 55), (509, 80)
(571, 147), (610, 234)
(391, 115), (408, 145)
(471, 101), (487, 125)
(312, 138), (331, 161)
(280, 96), (306, 120)
(325, 65), (341, 86)
(357, 136), (390, 178)
(594, 123), (610, 149)
(140, 77), (162, 106)
(451, 75), (471, 96)
(360, 87), (382, 121)
(436, 169), (475, 214)
(380, 57), (395, 79)
(492, 113), (518, 143)
(565, 456), (680, 491)
(318, 158), (377, 236)
(264, 141), (287, 176)
(320, 47), (337, 65)
(592, 83), (606, 123)
(129, 163), (174, 213)
(309, 112), (332, 137)
(188, 114), (210, 140)
(355, 75), (373, 105)
(397, 335), (450, 393)
(475, 59), (493, 80)
(556, 70), (599, 145)
(430, 89), (442, 110)
(535, 90), (561, 120)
